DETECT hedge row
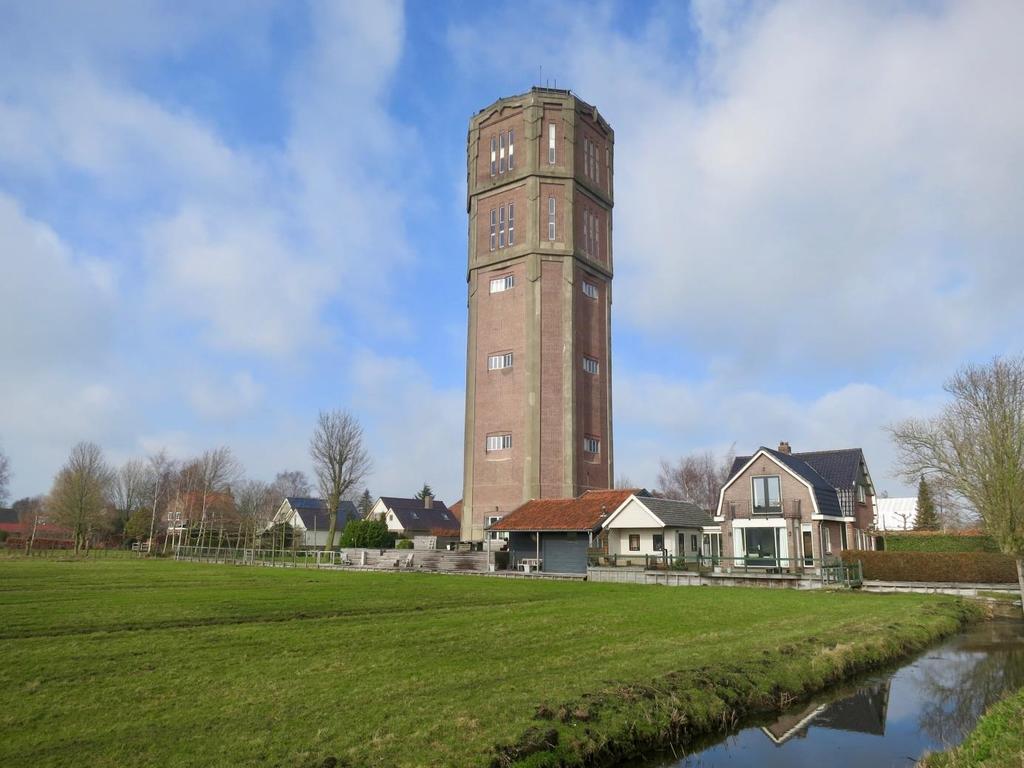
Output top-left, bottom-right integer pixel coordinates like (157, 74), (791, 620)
(840, 550), (1018, 583)
(883, 532), (999, 553)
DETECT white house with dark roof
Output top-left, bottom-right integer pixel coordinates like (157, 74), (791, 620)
(602, 494), (715, 563)
(366, 496), (460, 539)
(874, 496), (918, 531)
(267, 497), (360, 547)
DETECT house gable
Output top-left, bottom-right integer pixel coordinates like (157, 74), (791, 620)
(602, 496), (666, 529)
(717, 449), (820, 518)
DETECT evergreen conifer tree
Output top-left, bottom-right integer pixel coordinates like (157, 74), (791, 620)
(915, 476), (940, 531)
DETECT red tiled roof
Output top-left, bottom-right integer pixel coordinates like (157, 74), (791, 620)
(449, 499), (463, 523)
(489, 489), (639, 532)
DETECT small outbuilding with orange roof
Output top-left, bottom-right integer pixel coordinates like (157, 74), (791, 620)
(487, 488), (642, 574)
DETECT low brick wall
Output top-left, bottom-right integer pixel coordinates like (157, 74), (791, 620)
(587, 567), (823, 589)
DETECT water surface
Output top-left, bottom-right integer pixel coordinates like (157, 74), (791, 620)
(648, 618), (1024, 768)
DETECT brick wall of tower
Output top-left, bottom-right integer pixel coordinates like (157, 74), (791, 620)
(538, 259), (567, 498)
(574, 265), (611, 492)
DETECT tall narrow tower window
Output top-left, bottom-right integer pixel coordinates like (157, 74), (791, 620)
(498, 205), (506, 248)
(499, 133), (506, 173)
(508, 203), (515, 246)
(582, 209), (590, 255)
(548, 123), (556, 164)
(583, 356), (599, 375)
(593, 141), (600, 184)
(548, 196), (556, 241)
(508, 130), (515, 170)
(594, 211), (600, 258)
(584, 137), (591, 178)
(489, 209), (497, 251)
(490, 136), (497, 176)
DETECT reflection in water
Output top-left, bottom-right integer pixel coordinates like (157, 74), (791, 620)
(650, 619), (1024, 768)
(761, 681), (890, 744)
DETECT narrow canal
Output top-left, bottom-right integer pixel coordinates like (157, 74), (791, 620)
(645, 617), (1024, 768)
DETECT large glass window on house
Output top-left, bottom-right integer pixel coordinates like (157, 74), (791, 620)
(652, 533), (664, 551)
(743, 527), (780, 565)
(628, 534), (640, 551)
(751, 476), (782, 516)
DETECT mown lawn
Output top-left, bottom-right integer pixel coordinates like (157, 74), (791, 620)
(0, 558), (969, 768)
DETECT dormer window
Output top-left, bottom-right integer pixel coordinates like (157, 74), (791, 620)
(752, 476), (782, 516)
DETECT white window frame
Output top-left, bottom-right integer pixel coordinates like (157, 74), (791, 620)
(582, 208), (590, 255)
(487, 515), (509, 541)
(487, 352), (513, 370)
(548, 123), (556, 164)
(548, 196), (556, 241)
(823, 526), (832, 555)
(582, 280), (598, 299)
(486, 434), (512, 452)
(508, 202), (515, 246)
(490, 136), (496, 176)
(582, 355), (599, 375)
(498, 205), (506, 248)
(507, 129), (514, 170)
(583, 436), (600, 454)
(489, 209), (496, 251)
(498, 132), (506, 174)
(489, 274), (514, 293)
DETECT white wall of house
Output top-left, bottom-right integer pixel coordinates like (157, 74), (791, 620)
(367, 499), (389, 521)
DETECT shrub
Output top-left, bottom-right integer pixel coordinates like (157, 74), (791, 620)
(883, 532), (999, 553)
(396, 539), (413, 550)
(840, 550), (1017, 583)
(339, 519), (395, 549)
(0, 531), (7, 543)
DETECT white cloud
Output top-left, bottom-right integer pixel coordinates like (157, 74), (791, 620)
(351, 351), (465, 503)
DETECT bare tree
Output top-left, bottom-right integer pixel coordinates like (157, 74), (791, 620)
(310, 410), (371, 551)
(614, 474), (635, 490)
(657, 446), (736, 511)
(48, 442), (114, 554)
(270, 470), (312, 502)
(0, 444), (10, 506)
(112, 458), (148, 530)
(13, 496), (43, 553)
(235, 479), (277, 549)
(890, 356), (1024, 612)
(145, 450), (177, 552)
(193, 447), (241, 550)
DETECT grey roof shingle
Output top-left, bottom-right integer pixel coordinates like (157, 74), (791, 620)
(730, 449), (865, 490)
(284, 497), (360, 531)
(639, 497), (714, 528)
(379, 497), (459, 532)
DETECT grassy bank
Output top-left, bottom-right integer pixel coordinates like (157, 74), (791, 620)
(921, 687), (1024, 768)
(0, 559), (976, 767)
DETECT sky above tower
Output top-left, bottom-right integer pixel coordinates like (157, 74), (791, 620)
(2, 0), (1023, 503)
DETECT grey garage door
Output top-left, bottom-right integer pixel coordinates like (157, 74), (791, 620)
(542, 535), (588, 573)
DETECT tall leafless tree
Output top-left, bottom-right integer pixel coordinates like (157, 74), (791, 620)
(310, 410), (371, 551)
(270, 470), (312, 502)
(890, 356), (1024, 613)
(0, 444), (10, 506)
(192, 447), (241, 552)
(145, 450), (177, 552)
(235, 479), (277, 550)
(657, 446), (736, 511)
(112, 458), (148, 531)
(13, 496), (43, 553)
(48, 442), (114, 554)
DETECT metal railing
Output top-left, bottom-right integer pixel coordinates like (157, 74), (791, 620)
(587, 553), (864, 587)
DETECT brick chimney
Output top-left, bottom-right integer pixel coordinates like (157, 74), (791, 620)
(778, 441), (792, 455)
(423, 494), (433, 509)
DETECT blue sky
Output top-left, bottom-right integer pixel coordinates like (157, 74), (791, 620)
(2, 0), (1023, 503)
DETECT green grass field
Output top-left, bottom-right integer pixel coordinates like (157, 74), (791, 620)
(0, 558), (971, 768)
(922, 686), (1024, 768)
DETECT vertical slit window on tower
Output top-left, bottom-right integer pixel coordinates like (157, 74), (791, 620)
(594, 141), (600, 184)
(594, 211), (600, 258)
(508, 203), (515, 245)
(548, 123), (556, 164)
(584, 436), (600, 454)
(582, 280), (598, 299)
(487, 352), (513, 370)
(582, 208), (589, 255)
(583, 356), (599, 375)
(584, 137), (591, 178)
(548, 196), (556, 241)
(499, 132), (506, 173)
(486, 434), (512, 452)
(489, 209), (496, 251)
(508, 129), (514, 169)
(498, 205), (506, 248)
(490, 136), (496, 176)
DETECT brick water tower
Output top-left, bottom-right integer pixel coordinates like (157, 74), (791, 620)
(461, 88), (615, 542)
